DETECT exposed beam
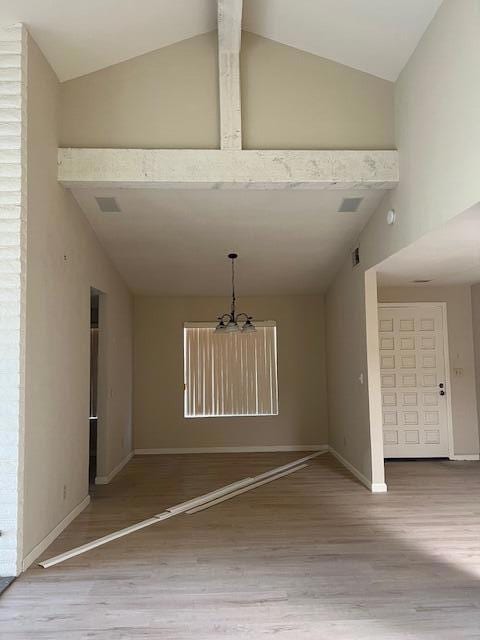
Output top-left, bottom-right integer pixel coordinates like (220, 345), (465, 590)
(58, 148), (399, 190)
(218, 0), (243, 150)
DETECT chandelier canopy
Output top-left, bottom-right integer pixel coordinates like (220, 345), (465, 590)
(215, 253), (256, 334)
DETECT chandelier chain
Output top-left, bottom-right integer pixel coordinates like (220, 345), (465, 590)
(215, 253), (256, 333)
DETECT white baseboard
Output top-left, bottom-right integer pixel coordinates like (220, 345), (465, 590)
(95, 451), (134, 484)
(370, 482), (388, 492)
(328, 446), (387, 493)
(134, 445), (328, 455)
(450, 454), (480, 461)
(22, 495), (91, 571)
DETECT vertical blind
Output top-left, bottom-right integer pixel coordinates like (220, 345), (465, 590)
(184, 322), (278, 417)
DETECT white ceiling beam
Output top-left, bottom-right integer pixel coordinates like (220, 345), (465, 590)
(58, 148), (398, 190)
(217, 0), (243, 150)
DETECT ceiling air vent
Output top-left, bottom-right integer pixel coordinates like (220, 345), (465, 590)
(339, 197), (363, 213)
(95, 196), (121, 213)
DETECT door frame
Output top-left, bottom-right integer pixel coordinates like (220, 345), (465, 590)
(90, 288), (107, 485)
(378, 302), (455, 460)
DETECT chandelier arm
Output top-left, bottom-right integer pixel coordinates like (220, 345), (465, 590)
(235, 312), (250, 322)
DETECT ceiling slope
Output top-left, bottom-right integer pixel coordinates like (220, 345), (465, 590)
(243, 0), (443, 81)
(1, 0), (217, 81)
(71, 187), (387, 296)
(0, 0), (442, 81)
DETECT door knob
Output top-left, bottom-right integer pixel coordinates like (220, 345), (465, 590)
(440, 390), (445, 396)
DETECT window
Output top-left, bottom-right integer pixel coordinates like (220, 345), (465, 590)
(184, 322), (278, 418)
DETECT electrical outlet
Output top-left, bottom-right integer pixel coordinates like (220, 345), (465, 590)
(63, 485), (67, 500)
(454, 368), (464, 377)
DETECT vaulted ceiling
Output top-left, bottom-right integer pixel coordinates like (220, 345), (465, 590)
(72, 187), (387, 296)
(1, 0), (442, 81)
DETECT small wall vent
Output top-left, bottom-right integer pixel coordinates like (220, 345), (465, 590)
(95, 196), (121, 213)
(339, 197), (363, 213)
(352, 247), (360, 267)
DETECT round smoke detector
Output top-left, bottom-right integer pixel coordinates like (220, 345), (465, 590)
(387, 209), (396, 225)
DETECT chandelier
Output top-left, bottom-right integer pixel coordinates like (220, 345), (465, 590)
(215, 253), (256, 333)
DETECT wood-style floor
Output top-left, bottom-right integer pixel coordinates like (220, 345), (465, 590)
(1, 452), (480, 639)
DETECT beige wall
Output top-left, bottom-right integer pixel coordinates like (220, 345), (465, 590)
(325, 262), (374, 476)
(60, 31), (394, 150)
(241, 32), (393, 150)
(23, 37), (133, 560)
(378, 286), (480, 456)
(326, 0), (480, 483)
(471, 283), (480, 443)
(360, 0), (480, 272)
(60, 33), (219, 149)
(133, 296), (327, 450)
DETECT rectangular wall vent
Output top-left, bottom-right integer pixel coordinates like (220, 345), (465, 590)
(339, 197), (363, 213)
(351, 247), (360, 267)
(95, 196), (121, 213)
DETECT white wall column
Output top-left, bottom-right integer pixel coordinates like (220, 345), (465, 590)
(0, 23), (27, 576)
(365, 268), (386, 492)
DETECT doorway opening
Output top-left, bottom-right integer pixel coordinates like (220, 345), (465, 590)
(367, 203), (480, 486)
(89, 290), (100, 486)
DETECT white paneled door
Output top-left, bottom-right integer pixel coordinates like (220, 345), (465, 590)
(378, 304), (451, 458)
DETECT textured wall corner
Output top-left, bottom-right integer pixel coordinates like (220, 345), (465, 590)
(0, 23), (27, 577)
